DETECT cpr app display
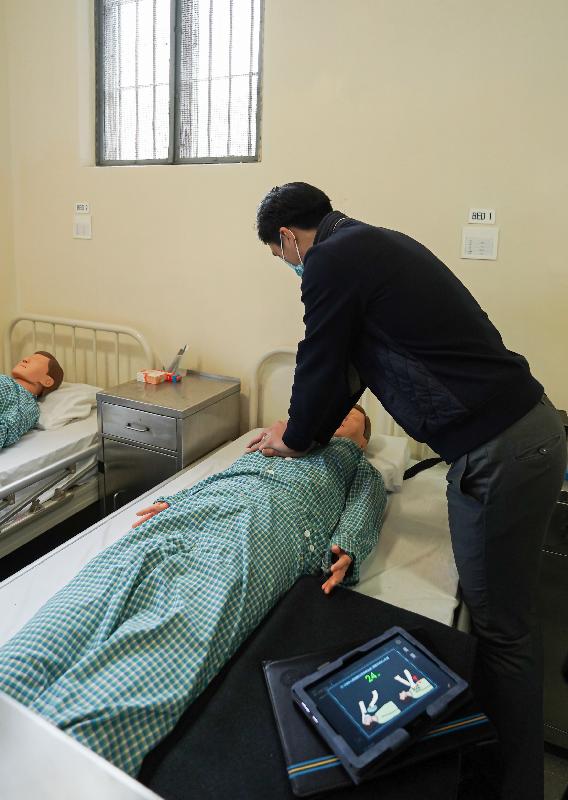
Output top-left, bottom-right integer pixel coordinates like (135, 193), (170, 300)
(307, 635), (455, 756)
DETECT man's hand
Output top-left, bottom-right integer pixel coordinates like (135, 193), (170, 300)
(245, 420), (305, 458)
(132, 501), (169, 528)
(322, 544), (353, 595)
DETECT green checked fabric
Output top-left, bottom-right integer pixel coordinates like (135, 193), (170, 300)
(0, 375), (40, 449)
(0, 437), (386, 776)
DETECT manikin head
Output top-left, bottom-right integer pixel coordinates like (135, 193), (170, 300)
(333, 405), (372, 450)
(256, 182), (333, 272)
(12, 351), (64, 397)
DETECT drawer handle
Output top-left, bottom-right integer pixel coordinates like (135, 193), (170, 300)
(125, 423), (151, 433)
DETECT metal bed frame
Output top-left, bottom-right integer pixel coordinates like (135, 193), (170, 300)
(0, 315), (154, 558)
(249, 347), (435, 459)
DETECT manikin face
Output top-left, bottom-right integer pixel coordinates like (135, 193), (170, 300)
(333, 407), (368, 450)
(12, 353), (54, 396)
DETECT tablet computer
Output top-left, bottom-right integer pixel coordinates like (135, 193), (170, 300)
(291, 626), (469, 784)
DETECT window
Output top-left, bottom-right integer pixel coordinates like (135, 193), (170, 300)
(96, 0), (262, 164)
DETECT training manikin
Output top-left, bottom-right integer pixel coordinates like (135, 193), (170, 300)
(0, 352), (64, 449)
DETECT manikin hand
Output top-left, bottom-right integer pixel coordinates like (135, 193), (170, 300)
(245, 420), (305, 458)
(132, 502), (170, 528)
(322, 544), (353, 595)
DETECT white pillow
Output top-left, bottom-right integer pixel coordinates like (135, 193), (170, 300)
(37, 382), (102, 431)
(365, 433), (411, 493)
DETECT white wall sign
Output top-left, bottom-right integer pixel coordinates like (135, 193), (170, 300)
(468, 208), (495, 224)
(461, 226), (499, 260)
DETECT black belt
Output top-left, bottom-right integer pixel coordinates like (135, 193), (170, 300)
(403, 457), (444, 481)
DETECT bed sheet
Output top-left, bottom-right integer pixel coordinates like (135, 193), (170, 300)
(0, 432), (457, 646)
(0, 410), (98, 495)
(355, 462), (458, 624)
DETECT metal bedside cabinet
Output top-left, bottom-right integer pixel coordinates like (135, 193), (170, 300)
(97, 371), (240, 514)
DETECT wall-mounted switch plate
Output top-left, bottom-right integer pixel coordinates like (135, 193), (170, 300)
(73, 214), (92, 239)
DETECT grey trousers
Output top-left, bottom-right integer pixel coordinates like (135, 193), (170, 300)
(446, 395), (566, 800)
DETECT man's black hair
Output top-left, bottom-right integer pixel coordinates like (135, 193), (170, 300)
(256, 182), (333, 245)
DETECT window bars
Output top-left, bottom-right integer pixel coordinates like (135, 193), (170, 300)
(96, 0), (262, 164)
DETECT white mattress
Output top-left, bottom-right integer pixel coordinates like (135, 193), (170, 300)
(0, 411), (99, 495)
(354, 461), (458, 624)
(0, 432), (458, 647)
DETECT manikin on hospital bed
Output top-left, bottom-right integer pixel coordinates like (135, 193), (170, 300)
(0, 349), (460, 798)
(0, 315), (154, 559)
(0, 430), (457, 646)
(0, 348), (459, 641)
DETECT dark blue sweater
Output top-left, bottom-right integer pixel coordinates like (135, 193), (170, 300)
(282, 213), (543, 462)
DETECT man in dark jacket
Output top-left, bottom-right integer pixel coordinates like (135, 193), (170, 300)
(248, 182), (566, 800)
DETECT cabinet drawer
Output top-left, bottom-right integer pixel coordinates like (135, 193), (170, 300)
(101, 402), (177, 451)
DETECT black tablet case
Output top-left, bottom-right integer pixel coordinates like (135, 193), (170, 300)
(263, 635), (495, 797)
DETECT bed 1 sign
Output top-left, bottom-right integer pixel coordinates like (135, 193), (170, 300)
(468, 208), (495, 224)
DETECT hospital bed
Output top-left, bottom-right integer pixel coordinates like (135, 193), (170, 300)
(0, 347), (458, 643)
(0, 348), (461, 799)
(0, 315), (153, 559)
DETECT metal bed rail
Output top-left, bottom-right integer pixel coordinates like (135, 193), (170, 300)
(5, 314), (155, 386)
(0, 455), (98, 536)
(1, 314), (155, 557)
(0, 445), (98, 501)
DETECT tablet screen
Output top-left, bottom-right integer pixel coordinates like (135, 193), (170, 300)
(306, 632), (456, 756)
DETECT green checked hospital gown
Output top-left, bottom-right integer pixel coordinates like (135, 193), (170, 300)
(0, 437), (386, 776)
(0, 375), (40, 449)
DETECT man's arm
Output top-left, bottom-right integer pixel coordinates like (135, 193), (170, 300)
(283, 251), (364, 452)
(323, 458), (387, 586)
(312, 362), (365, 446)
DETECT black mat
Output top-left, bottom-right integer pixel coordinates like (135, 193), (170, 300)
(139, 577), (476, 800)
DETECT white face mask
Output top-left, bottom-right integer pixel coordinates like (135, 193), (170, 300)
(280, 232), (304, 278)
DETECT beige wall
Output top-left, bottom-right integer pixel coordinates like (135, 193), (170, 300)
(0, 2), (16, 372)
(3, 0), (567, 418)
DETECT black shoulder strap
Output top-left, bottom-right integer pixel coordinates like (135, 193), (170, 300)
(403, 457), (444, 481)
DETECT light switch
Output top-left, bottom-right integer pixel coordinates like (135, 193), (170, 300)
(461, 226), (499, 260)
